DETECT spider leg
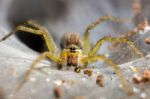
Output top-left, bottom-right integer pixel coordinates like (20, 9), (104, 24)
(17, 23), (58, 53)
(89, 36), (144, 57)
(15, 52), (62, 92)
(82, 54), (133, 95)
(83, 15), (126, 54)
(26, 20), (43, 29)
(0, 30), (17, 42)
(0, 21), (58, 53)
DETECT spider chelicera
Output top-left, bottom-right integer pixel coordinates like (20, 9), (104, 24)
(0, 15), (144, 94)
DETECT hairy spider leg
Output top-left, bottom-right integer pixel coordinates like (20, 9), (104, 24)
(26, 20), (44, 29)
(0, 21), (58, 53)
(83, 36), (144, 68)
(83, 15), (127, 54)
(0, 30), (17, 42)
(17, 21), (58, 53)
(15, 52), (62, 92)
(89, 36), (144, 57)
(82, 55), (134, 95)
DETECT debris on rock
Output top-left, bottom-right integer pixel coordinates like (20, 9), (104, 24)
(96, 74), (104, 87)
(142, 69), (150, 82)
(144, 37), (150, 44)
(133, 69), (150, 84)
(83, 69), (93, 77)
(133, 75), (142, 84)
(74, 67), (81, 73)
(53, 86), (63, 99)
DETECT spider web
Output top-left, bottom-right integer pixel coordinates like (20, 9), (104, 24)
(109, 31), (150, 65)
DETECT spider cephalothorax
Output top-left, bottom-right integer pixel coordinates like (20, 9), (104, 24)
(0, 15), (144, 94)
(60, 32), (83, 49)
(60, 33), (84, 67)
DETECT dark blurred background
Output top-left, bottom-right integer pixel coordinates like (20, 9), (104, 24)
(0, 0), (150, 63)
(1, 0), (135, 52)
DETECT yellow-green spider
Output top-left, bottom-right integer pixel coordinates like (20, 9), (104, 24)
(0, 15), (144, 94)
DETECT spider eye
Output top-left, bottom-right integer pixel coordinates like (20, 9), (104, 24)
(70, 47), (76, 51)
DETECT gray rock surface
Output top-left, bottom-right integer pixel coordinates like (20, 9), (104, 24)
(0, 0), (150, 99)
(0, 49), (149, 99)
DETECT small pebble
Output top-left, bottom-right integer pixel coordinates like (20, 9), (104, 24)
(142, 69), (150, 82)
(133, 76), (141, 84)
(144, 37), (150, 44)
(83, 69), (93, 76)
(54, 86), (62, 98)
(96, 74), (104, 87)
(133, 69), (150, 84)
(74, 67), (81, 73)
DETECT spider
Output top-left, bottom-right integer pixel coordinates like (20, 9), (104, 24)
(0, 15), (144, 94)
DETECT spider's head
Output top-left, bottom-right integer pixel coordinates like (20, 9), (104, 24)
(60, 33), (83, 67)
(60, 32), (83, 50)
